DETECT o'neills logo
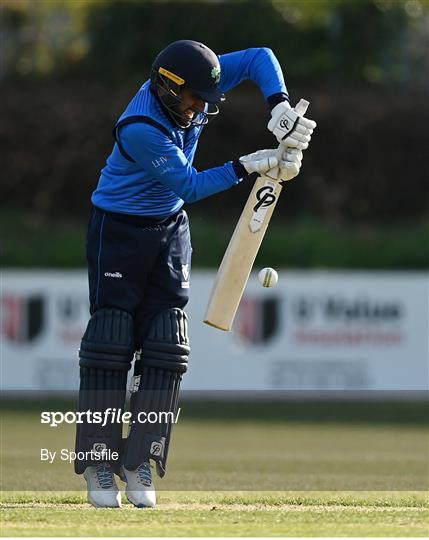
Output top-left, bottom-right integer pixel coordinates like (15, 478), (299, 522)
(104, 272), (122, 278)
(1, 294), (45, 343)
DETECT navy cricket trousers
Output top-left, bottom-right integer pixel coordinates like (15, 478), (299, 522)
(86, 206), (192, 347)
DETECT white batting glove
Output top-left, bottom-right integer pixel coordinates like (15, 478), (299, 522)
(239, 149), (278, 175)
(264, 147), (303, 182)
(277, 147), (303, 182)
(268, 101), (316, 150)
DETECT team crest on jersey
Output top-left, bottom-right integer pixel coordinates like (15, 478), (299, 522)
(211, 66), (221, 83)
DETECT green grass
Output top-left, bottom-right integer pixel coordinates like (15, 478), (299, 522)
(1, 402), (428, 536)
(1, 491), (428, 536)
(2, 209), (428, 268)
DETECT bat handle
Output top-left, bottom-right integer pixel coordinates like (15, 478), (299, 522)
(295, 98), (309, 117)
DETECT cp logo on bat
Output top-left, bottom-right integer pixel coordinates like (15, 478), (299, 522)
(253, 185), (277, 212)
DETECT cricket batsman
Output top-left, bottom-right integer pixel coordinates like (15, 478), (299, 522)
(75, 40), (316, 508)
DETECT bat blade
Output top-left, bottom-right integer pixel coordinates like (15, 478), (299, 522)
(203, 98), (310, 332)
(203, 175), (283, 331)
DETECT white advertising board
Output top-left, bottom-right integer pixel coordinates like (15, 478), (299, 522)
(1, 270), (428, 392)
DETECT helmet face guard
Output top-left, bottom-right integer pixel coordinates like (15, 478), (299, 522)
(150, 40), (225, 129)
(151, 68), (221, 128)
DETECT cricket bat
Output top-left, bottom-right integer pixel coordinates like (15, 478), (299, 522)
(204, 98), (309, 331)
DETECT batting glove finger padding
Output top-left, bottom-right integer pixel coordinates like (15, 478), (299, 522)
(279, 161), (300, 181)
(266, 147), (304, 183)
(278, 147), (303, 182)
(283, 147), (303, 165)
(268, 101), (316, 148)
(239, 149), (279, 175)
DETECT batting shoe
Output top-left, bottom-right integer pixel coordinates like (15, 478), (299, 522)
(83, 463), (121, 508)
(122, 462), (156, 508)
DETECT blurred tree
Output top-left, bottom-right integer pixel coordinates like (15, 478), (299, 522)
(0, 0), (91, 79)
(1, 0), (428, 88)
(81, 0), (421, 85)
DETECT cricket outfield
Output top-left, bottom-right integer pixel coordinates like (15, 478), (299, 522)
(1, 399), (428, 536)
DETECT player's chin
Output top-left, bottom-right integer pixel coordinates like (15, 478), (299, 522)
(184, 111), (195, 122)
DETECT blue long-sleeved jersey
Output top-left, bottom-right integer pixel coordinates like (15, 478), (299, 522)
(92, 48), (288, 217)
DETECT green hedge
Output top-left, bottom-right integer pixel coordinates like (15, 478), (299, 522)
(2, 211), (428, 269)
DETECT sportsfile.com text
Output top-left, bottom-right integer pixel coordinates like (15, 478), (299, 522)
(40, 408), (181, 428)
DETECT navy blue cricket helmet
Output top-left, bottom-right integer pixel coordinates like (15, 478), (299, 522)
(150, 40), (224, 127)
